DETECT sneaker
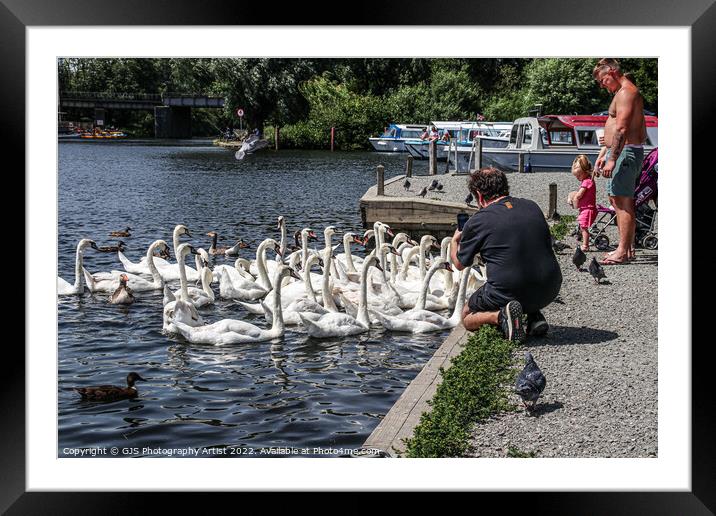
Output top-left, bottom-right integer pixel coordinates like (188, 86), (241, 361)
(526, 311), (549, 337)
(499, 301), (526, 343)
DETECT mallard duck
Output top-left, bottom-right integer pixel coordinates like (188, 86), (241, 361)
(97, 241), (127, 253)
(109, 273), (135, 304)
(109, 227), (132, 237)
(74, 372), (146, 402)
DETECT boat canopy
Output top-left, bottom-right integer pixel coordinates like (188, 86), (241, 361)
(378, 123), (427, 139)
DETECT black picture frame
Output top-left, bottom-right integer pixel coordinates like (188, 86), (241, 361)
(9, 0), (712, 511)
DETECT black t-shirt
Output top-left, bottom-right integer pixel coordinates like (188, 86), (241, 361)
(457, 196), (562, 311)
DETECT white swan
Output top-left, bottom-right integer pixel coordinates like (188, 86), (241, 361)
(371, 260), (471, 333)
(172, 244), (214, 307)
(298, 252), (381, 338)
(118, 224), (200, 282)
(216, 238), (279, 300)
(163, 297), (204, 334)
(83, 240), (170, 293)
(334, 231), (365, 273)
(275, 216), (287, 263)
(172, 265), (300, 345)
(58, 239), (98, 296)
(247, 238), (283, 288)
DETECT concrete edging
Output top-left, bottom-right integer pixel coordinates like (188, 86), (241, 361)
(362, 325), (470, 457)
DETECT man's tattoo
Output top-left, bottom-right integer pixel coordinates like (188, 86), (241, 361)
(610, 131), (625, 160)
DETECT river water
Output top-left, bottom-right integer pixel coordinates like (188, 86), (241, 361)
(58, 141), (448, 457)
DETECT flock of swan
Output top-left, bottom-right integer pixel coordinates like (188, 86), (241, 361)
(58, 218), (487, 344)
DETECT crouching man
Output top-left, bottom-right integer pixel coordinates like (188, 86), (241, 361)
(451, 167), (562, 342)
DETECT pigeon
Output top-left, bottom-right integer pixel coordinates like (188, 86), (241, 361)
(418, 186), (428, 198)
(436, 182), (444, 191)
(465, 192), (474, 205)
(588, 257), (607, 284)
(572, 246), (587, 271)
(403, 177), (411, 191)
(428, 179), (438, 191)
(551, 235), (570, 254)
(515, 352), (546, 413)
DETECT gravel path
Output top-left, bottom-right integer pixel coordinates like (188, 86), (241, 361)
(452, 171), (659, 458)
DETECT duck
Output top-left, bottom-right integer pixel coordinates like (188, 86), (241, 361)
(118, 224), (199, 282)
(109, 227), (132, 238)
(172, 265), (301, 345)
(83, 240), (170, 293)
(97, 241), (127, 253)
(58, 239), (98, 296)
(74, 372), (146, 402)
(109, 274), (135, 305)
(297, 251), (382, 338)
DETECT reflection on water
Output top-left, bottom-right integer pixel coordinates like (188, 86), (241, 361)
(58, 143), (445, 457)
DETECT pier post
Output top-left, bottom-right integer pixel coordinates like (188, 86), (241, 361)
(517, 152), (525, 173)
(331, 127), (335, 152)
(429, 140), (437, 175)
(406, 156), (413, 178)
(377, 165), (385, 196)
(548, 183), (558, 219)
(475, 137), (483, 171)
(274, 126), (280, 150)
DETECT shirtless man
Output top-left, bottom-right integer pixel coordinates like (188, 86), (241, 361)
(593, 58), (647, 264)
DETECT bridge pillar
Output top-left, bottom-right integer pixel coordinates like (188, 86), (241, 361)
(154, 106), (192, 139)
(94, 108), (106, 127)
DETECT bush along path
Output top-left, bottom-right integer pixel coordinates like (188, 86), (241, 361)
(403, 326), (518, 458)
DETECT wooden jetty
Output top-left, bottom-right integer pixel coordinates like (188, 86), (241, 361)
(359, 163), (478, 239)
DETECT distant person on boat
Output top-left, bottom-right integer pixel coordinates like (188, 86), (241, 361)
(420, 128), (430, 140)
(440, 130), (451, 142)
(451, 167), (562, 342)
(592, 58), (647, 265)
(428, 126), (439, 141)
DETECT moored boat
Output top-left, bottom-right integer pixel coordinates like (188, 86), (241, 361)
(449, 114), (658, 173)
(368, 123), (427, 152)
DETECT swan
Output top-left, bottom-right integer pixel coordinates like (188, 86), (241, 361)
(248, 238), (283, 282)
(334, 231), (365, 273)
(172, 244), (214, 307)
(225, 238), (250, 257)
(216, 239), (279, 300)
(118, 224), (199, 282)
(172, 265), (300, 345)
(58, 239), (98, 295)
(83, 240), (171, 293)
(275, 216), (287, 262)
(298, 252), (381, 338)
(163, 297), (204, 334)
(371, 260), (471, 333)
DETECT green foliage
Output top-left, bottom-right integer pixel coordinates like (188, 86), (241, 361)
(507, 445), (537, 458)
(57, 57), (658, 140)
(403, 326), (517, 458)
(549, 215), (577, 240)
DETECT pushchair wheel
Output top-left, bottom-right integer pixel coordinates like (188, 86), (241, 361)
(642, 235), (658, 250)
(594, 234), (610, 250)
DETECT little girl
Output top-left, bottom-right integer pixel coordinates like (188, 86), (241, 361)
(567, 155), (597, 251)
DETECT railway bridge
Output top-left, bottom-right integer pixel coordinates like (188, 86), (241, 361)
(59, 91), (226, 138)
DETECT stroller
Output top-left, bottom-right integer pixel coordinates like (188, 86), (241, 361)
(574, 147), (658, 250)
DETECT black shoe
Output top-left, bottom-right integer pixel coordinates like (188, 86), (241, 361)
(526, 311), (549, 336)
(499, 301), (526, 343)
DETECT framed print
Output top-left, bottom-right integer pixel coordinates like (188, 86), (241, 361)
(8, 0), (713, 511)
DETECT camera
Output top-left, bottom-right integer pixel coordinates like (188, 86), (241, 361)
(457, 213), (470, 231)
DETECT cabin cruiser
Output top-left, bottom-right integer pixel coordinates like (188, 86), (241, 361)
(404, 121), (511, 161)
(448, 114), (658, 173)
(368, 123), (427, 152)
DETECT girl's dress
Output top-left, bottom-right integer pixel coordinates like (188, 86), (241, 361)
(577, 177), (597, 228)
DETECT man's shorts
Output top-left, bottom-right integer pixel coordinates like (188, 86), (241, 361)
(467, 285), (505, 313)
(606, 146), (644, 197)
